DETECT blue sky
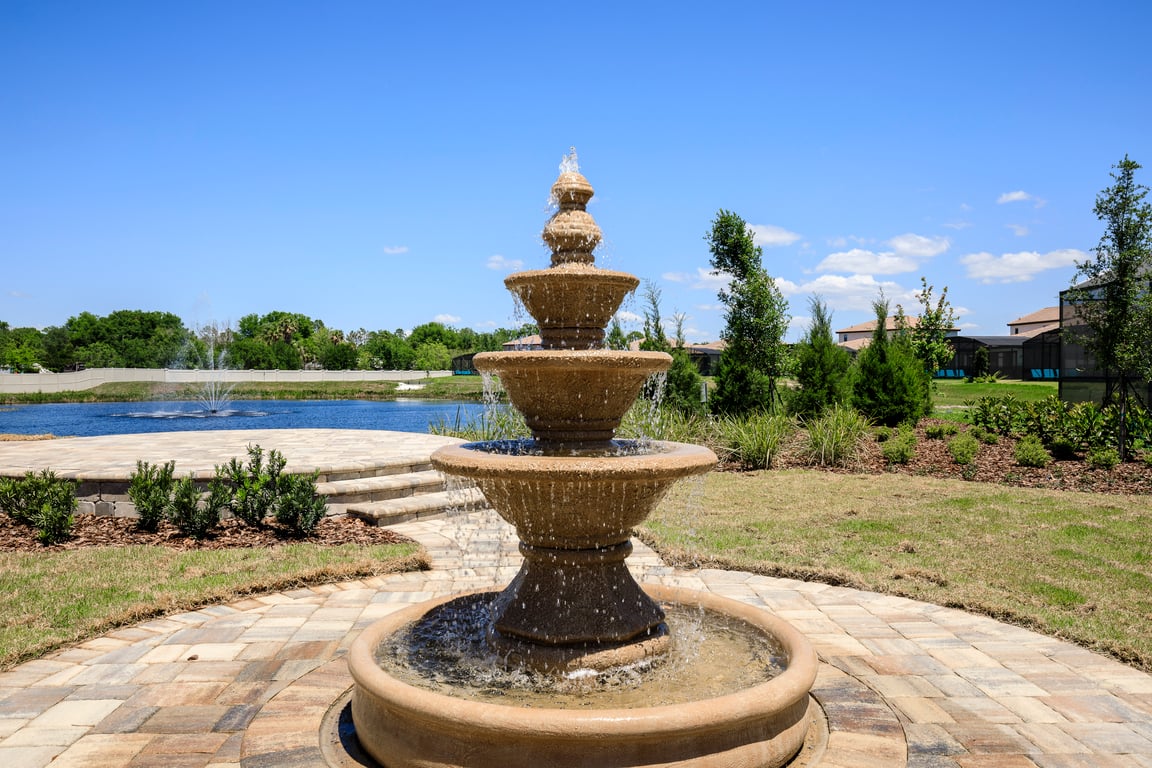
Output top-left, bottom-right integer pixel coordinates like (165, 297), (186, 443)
(3, 1), (1151, 343)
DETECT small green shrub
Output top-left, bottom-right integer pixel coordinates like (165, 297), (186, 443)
(969, 425), (999, 445)
(34, 484), (77, 545)
(881, 428), (917, 465)
(948, 433), (980, 465)
(1047, 437), (1079, 461)
(718, 412), (794, 470)
(169, 475), (224, 539)
(803, 405), (870, 467)
(128, 460), (175, 532)
(226, 445), (285, 526)
(274, 472), (328, 537)
(1086, 447), (1120, 471)
(0, 470), (77, 544)
(873, 426), (893, 443)
(925, 422), (960, 440)
(1014, 435), (1051, 468)
(0, 477), (20, 518)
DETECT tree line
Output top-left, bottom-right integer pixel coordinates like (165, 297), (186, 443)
(0, 310), (538, 374)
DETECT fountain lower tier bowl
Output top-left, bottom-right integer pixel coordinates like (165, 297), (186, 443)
(348, 584), (817, 768)
(473, 350), (671, 443)
(431, 440), (716, 549)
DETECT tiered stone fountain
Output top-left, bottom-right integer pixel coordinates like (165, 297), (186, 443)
(347, 151), (817, 767)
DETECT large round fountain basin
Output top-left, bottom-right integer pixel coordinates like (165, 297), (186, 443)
(431, 441), (716, 549)
(473, 350), (670, 443)
(348, 584), (817, 768)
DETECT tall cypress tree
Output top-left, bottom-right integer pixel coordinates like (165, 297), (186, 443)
(789, 296), (852, 419)
(851, 297), (930, 427)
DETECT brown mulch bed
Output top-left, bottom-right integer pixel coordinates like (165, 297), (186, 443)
(0, 513), (412, 553)
(762, 418), (1152, 496)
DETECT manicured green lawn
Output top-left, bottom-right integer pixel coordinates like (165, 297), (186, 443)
(642, 469), (1152, 671)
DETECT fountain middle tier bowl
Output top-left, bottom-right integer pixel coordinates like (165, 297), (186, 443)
(504, 265), (640, 348)
(431, 440), (716, 549)
(473, 350), (671, 443)
(348, 584), (817, 768)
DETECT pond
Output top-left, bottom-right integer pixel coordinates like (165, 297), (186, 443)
(0, 399), (487, 438)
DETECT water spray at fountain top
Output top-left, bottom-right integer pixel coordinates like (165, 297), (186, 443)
(559, 146), (579, 174)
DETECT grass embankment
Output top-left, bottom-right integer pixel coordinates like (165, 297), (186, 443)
(0, 375), (491, 405)
(641, 469), (1152, 670)
(0, 541), (424, 670)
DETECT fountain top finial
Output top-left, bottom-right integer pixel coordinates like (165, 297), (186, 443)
(543, 148), (599, 265)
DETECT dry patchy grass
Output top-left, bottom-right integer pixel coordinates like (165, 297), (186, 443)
(641, 469), (1152, 670)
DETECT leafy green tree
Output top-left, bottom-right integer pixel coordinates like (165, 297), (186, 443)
(0, 326), (45, 372)
(408, 322), (456, 350)
(852, 297), (931, 427)
(75, 341), (123, 368)
(412, 341), (452, 371)
(361, 330), (416, 370)
(895, 277), (957, 375)
(321, 340), (359, 370)
(705, 210), (791, 414)
(1064, 155), (1152, 459)
(788, 297), (852, 419)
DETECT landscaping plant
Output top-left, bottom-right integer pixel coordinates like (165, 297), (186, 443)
(225, 445), (286, 526)
(127, 460), (176, 532)
(802, 405), (869, 467)
(0, 469), (77, 544)
(274, 472), (329, 537)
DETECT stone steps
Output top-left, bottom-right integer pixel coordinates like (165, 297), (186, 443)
(345, 486), (489, 526)
(315, 469), (448, 505)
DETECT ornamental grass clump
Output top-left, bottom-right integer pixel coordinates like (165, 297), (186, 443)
(803, 405), (870, 467)
(718, 412), (794, 469)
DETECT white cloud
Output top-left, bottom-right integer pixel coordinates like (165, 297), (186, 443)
(749, 224), (801, 247)
(815, 248), (920, 275)
(666, 267), (730, 290)
(486, 254), (523, 271)
(1005, 223), (1030, 236)
(944, 220), (973, 230)
(997, 190), (1033, 204)
(776, 273), (910, 311)
(382, 245), (409, 255)
(961, 249), (1086, 283)
(434, 313), (461, 324)
(888, 233), (949, 258)
(615, 310), (642, 325)
(997, 190), (1046, 208)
